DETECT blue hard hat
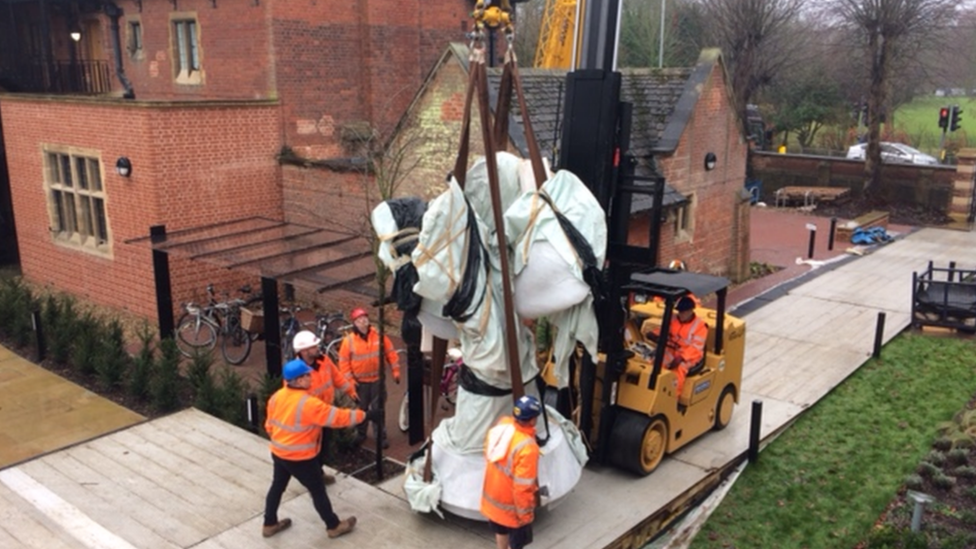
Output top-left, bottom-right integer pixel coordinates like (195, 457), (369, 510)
(283, 359), (313, 381)
(513, 395), (542, 421)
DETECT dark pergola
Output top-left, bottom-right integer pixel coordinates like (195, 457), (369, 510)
(126, 216), (378, 377)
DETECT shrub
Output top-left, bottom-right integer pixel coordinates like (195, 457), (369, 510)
(926, 450), (947, 466)
(44, 294), (79, 365)
(215, 367), (249, 428)
(128, 322), (155, 401)
(0, 278), (37, 348)
(932, 472), (957, 490)
(967, 486), (976, 501)
(917, 461), (940, 477)
(947, 448), (970, 465)
(904, 474), (924, 490)
(863, 525), (928, 549)
(96, 319), (130, 390)
(193, 368), (219, 417)
(951, 465), (976, 479)
(72, 312), (104, 377)
(151, 338), (182, 413)
(933, 436), (954, 452)
(186, 349), (214, 392)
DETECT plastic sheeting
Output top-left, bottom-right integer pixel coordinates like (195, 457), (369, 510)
(505, 170), (607, 388)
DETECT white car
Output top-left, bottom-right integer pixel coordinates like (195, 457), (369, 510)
(846, 142), (939, 165)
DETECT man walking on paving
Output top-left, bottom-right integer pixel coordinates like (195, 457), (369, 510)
(338, 307), (400, 448)
(262, 359), (379, 540)
(292, 330), (359, 484)
(481, 395), (542, 549)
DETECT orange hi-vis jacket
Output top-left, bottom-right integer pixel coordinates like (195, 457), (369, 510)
(338, 327), (400, 384)
(280, 356), (357, 404)
(265, 386), (365, 461)
(480, 416), (540, 528)
(312, 356), (357, 404)
(664, 316), (707, 369)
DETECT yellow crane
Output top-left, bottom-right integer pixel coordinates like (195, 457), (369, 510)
(532, 0), (584, 69)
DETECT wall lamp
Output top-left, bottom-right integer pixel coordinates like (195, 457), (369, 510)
(69, 20), (82, 42)
(116, 157), (132, 177)
(704, 152), (717, 171)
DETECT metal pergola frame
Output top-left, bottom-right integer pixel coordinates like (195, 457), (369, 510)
(126, 215), (378, 376)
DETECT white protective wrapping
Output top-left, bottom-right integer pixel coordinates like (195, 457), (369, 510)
(504, 170), (607, 388)
(418, 398), (587, 521)
(376, 155), (589, 520)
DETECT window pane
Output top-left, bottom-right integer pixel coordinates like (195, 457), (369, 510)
(79, 195), (93, 239)
(52, 190), (65, 232)
(175, 22), (188, 72)
(94, 198), (108, 244)
(60, 155), (72, 187)
(47, 153), (60, 184)
(188, 21), (199, 70)
(63, 193), (77, 233)
(89, 159), (102, 191)
(75, 157), (89, 189)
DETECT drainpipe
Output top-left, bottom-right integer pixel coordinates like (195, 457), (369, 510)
(103, 1), (135, 99)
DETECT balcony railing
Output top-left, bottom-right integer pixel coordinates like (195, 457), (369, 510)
(0, 59), (112, 96)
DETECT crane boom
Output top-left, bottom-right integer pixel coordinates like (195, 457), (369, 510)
(533, 0), (584, 69)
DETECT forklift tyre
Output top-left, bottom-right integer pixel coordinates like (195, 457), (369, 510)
(607, 410), (668, 476)
(713, 385), (736, 431)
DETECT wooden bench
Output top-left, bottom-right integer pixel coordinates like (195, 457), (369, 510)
(835, 210), (889, 242)
(773, 186), (851, 208)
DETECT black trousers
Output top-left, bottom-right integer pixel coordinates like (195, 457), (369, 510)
(356, 380), (386, 442)
(264, 453), (340, 530)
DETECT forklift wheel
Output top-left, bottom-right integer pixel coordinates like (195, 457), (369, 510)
(607, 410), (668, 476)
(713, 386), (736, 431)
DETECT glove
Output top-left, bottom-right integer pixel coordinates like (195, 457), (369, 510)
(668, 357), (681, 370)
(364, 408), (383, 424)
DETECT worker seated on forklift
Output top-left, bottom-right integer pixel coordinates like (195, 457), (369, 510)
(642, 296), (708, 395)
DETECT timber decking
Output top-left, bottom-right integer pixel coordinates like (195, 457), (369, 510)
(1, 227), (974, 548)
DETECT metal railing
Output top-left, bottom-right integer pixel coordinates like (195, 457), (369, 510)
(0, 59), (112, 96)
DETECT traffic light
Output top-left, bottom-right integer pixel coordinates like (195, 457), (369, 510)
(939, 106), (950, 130)
(950, 105), (963, 132)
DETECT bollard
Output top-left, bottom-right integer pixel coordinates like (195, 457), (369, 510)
(749, 400), (763, 463)
(828, 217), (837, 251)
(873, 312), (886, 359)
(907, 490), (934, 532)
(246, 393), (259, 433)
(806, 223), (817, 259)
(31, 309), (45, 362)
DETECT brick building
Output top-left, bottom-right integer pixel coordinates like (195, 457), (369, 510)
(389, 46), (751, 280)
(0, 0), (470, 318)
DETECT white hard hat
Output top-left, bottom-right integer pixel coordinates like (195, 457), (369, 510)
(292, 330), (321, 353)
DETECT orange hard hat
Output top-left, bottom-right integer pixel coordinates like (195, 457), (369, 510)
(350, 307), (368, 320)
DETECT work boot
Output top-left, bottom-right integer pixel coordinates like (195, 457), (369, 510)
(262, 518), (292, 538)
(322, 471), (336, 485)
(327, 516), (357, 539)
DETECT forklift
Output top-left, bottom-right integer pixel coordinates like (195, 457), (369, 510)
(539, 0), (746, 476)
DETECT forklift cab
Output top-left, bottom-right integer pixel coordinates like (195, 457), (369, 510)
(603, 269), (746, 475)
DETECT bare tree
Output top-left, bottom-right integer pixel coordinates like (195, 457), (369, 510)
(695, 0), (808, 129)
(834, 0), (956, 191)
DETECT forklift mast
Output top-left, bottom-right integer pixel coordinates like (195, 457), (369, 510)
(555, 0), (670, 462)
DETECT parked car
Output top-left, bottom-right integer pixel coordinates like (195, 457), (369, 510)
(846, 142), (939, 165)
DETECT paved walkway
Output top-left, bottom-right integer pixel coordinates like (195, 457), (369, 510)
(0, 346), (143, 470)
(1, 213), (972, 549)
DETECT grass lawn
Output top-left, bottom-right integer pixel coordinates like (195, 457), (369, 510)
(691, 332), (976, 549)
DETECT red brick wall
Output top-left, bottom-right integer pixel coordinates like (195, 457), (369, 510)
(655, 62), (750, 280)
(269, 0), (470, 158)
(1, 95), (282, 318)
(118, 0), (274, 100)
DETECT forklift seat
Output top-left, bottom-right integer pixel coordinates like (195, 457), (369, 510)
(686, 358), (706, 377)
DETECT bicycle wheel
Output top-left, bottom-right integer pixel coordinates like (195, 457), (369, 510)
(324, 337), (343, 365)
(221, 321), (252, 365)
(176, 314), (217, 358)
(398, 392), (410, 432)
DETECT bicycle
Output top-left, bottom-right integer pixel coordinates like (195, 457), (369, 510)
(317, 312), (352, 364)
(398, 348), (462, 432)
(279, 303), (305, 364)
(175, 284), (259, 365)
